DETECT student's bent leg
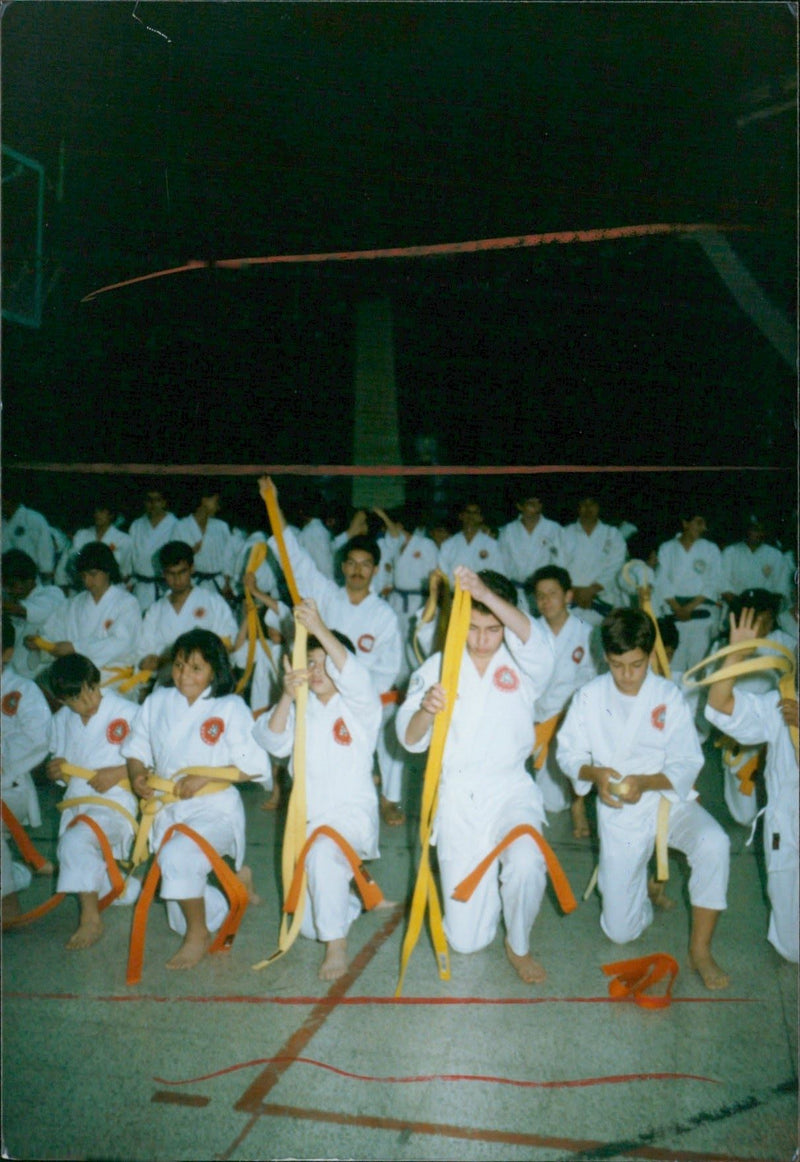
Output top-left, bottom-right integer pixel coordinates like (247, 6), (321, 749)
(439, 851), (502, 955)
(57, 821), (112, 949)
(377, 704), (405, 824)
(499, 835), (548, 982)
(157, 833), (215, 969)
(303, 837), (361, 980)
(767, 863), (799, 964)
(668, 801), (730, 988)
(597, 815), (653, 944)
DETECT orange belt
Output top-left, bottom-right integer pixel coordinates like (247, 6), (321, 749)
(380, 689), (400, 707)
(2, 813), (126, 930)
(1, 799), (50, 872)
(533, 715), (561, 771)
(716, 737), (762, 796)
(126, 822), (249, 985)
(451, 823), (577, 915)
(602, 952), (679, 1009)
(282, 825), (384, 914)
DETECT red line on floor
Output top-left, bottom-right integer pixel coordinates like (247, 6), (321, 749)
(255, 1102), (761, 1161)
(151, 1091), (210, 1108)
(4, 991), (758, 1006)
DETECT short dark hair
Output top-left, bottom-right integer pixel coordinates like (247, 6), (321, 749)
(343, 535), (381, 568)
(656, 616), (679, 652)
(75, 542), (120, 584)
(530, 565), (572, 594)
(473, 570), (518, 613)
(601, 608), (655, 656)
(307, 629), (355, 655)
(3, 613), (16, 650)
(731, 588), (780, 619)
(169, 629), (234, 697)
(50, 654), (102, 700)
(159, 541), (195, 571)
(2, 548), (38, 582)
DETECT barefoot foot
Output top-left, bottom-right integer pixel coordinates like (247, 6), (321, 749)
(65, 917), (104, 950)
(570, 798), (590, 839)
(237, 864), (262, 906)
(259, 784), (281, 812)
(505, 939), (547, 984)
(166, 930), (212, 970)
(319, 937), (348, 981)
(688, 949), (730, 990)
(380, 796), (405, 826)
(35, 859), (55, 877)
(648, 877), (676, 911)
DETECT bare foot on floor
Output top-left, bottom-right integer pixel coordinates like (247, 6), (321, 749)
(319, 937), (348, 981)
(166, 930), (212, 970)
(374, 897), (400, 909)
(505, 939), (547, 984)
(35, 860), (55, 877)
(380, 796), (405, 826)
(689, 950), (730, 990)
(237, 864), (261, 906)
(647, 877), (676, 911)
(259, 784), (281, 812)
(65, 918), (104, 950)
(570, 798), (590, 839)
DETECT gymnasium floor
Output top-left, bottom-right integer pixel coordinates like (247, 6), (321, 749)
(2, 744), (797, 1162)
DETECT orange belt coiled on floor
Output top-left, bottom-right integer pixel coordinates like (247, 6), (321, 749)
(602, 952), (679, 1009)
(126, 822), (249, 985)
(451, 823), (577, 914)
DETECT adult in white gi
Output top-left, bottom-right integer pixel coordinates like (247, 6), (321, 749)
(298, 515), (335, 579)
(720, 517), (792, 611)
(653, 513), (723, 672)
(55, 504), (133, 591)
(265, 480), (405, 825)
(529, 567), (597, 828)
(173, 489), (233, 598)
(498, 492), (563, 612)
(374, 506), (440, 681)
(137, 541), (237, 675)
(3, 549), (66, 678)
(1, 494), (55, 579)
(397, 566), (556, 983)
(560, 496), (627, 626)
(438, 501), (505, 583)
(122, 628), (269, 969)
(255, 600), (383, 979)
(704, 606), (798, 963)
(1, 620), (52, 919)
(47, 655), (139, 948)
(127, 486), (178, 612)
(34, 543), (141, 694)
(557, 608), (730, 990)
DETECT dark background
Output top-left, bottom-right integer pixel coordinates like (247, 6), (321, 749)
(2, 2), (796, 539)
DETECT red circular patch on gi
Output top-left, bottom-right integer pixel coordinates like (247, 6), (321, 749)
(200, 717), (225, 745)
(194, 607), (206, 619)
(493, 665), (519, 692)
(103, 619), (114, 631)
(572, 646), (585, 663)
(651, 704), (666, 732)
(357, 633), (375, 653)
(332, 717), (352, 746)
(106, 718), (130, 744)
(2, 691), (21, 717)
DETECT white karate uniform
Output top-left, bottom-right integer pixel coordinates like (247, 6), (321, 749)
(383, 530), (439, 680)
(56, 526), (134, 589)
(653, 536), (723, 670)
(560, 521), (627, 624)
(254, 651), (382, 941)
(1, 505), (55, 576)
(137, 586), (238, 662)
(438, 530), (505, 584)
(1, 669), (51, 897)
(396, 620), (554, 956)
(172, 515), (233, 594)
(229, 532), (281, 600)
(269, 527), (406, 802)
(557, 671), (729, 944)
(720, 541), (791, 605)
(498, 516), (563, 609)
(298, 518), (335, 579)
(127, 512), (179, 611)
(40, 585), (141, 690)
(231, 601), (290, 714)
(534, 614), (597, 812)
(705, 689), (798, 962)
(121, 686), (269, 933)
(49, 690), (139, 899)
(9, 582), (66, 678)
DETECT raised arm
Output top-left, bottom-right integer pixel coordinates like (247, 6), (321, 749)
(707, 607), (759, 716)
(454, 565), (531, 643)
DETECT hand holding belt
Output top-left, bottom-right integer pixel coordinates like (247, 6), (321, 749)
(28, 635), (56, 654)
(56, 761), (138, 831)
(100, 665), (154, 693)
(131, 765), (240, 868)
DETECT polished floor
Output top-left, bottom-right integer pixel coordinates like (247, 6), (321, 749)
(2, 743), (797, 1162)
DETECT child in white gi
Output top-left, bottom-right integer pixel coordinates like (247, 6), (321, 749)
(254, 599), (383, 980)
(46, 655), (140, 949)
(1, 617), (52, 921)
(498, 490), (563, 611)
(396, 566), (555, 984)
(557, 608), (731, 989)
(56, 501), (133, 591)
(3, 549), (66, 678)
(653, 510), (723, 671)
(122, 628), (270, 970)
(173, 487), (233, 599)
(529, 566), (597, 836)
(704, 606), (798, 963)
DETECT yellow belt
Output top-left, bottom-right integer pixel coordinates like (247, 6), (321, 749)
(101, 666), (154, 693)
(28, 635), (56, 654)
(235, 541), (279, 695)
(621, 560), (670, 678)
(130, 765), (240, 868)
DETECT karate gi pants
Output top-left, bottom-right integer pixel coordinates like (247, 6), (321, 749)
(376, 702), (405, 804)
(299, 834), (363, 943)
(56, 810), (140, 904)
(156, 817), (237, 936)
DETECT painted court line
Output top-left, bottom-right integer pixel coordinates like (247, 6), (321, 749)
(151, 1091), (210, 1108)
(4, 991), (759, 1006)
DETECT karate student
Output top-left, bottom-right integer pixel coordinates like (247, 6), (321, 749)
(1, 486), (55, 580)
(498, 490), (563, 611)
(46, 655), (140, 949)
(122, 629), (270, 970)
(137, 541), (238, 678)
(653, 509), (723, 671)
(1, 617), (53, 921)
(396, 566), (555, 984)
(557, 608), (730, 990)
(32, 543), (141, 692)
(438, 500), (505, 583)
(2, 549), (66, 678)
(373, 506), (439, 680)
(254, 599), (383, 980)
(56, 501), (133, 591)
(127, 485), (178, 612)
(264, 479), (406, 826)
(704, 606), (798, 963)
(720, 516), (791, 611)
(529, 566), (597, 837)
(560, 496), (627, 625)
(172, 486), (233, 599)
